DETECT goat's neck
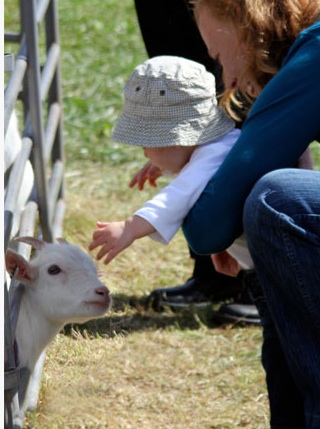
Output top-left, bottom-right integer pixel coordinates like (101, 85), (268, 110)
(16, 291), (63, 371)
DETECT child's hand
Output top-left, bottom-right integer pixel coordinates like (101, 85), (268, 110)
(88, 221), (135, 265)
(129, 161), (162, 190)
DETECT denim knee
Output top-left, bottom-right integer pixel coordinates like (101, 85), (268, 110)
(243, 168), (320, 236)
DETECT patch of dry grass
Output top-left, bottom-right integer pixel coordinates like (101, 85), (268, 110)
(26, 325), (267, 429)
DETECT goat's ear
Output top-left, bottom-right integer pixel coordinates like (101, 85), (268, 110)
(5, 249), (38, 285)
(14, 236), (45, 250)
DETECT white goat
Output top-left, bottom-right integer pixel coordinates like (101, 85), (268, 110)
(5, 236), (111, 373)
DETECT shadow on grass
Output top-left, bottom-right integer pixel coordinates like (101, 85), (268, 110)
(62, 293), (222, 338)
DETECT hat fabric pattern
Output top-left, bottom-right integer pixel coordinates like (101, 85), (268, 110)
(112, 56), (234, 148)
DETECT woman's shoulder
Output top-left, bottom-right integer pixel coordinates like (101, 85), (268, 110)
(300, 19), (320, 39)
(284, 19), (320, 66)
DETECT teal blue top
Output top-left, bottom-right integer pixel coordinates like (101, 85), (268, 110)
(182, 20), (320, 254)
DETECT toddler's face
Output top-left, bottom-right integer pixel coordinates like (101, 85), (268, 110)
(143, 146), (196, 174)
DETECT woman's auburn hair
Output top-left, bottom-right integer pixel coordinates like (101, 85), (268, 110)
(193, 0), (320, 119)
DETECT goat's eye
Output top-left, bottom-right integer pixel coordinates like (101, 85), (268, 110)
(48, 265), (61, 275)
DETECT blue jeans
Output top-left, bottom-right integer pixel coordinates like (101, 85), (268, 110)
(243, 169), (320, 429)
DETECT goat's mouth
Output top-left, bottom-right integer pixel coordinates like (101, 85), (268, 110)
(84, 299), (111, 311)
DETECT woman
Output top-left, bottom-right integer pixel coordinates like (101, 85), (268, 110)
(182, 1), (320, 427)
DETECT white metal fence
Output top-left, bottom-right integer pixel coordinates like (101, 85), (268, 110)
(4, 0), (64, 427)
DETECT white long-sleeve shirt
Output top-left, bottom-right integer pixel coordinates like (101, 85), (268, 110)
(135, 129), (239, 244)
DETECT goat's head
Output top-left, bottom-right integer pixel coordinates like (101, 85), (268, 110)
(5, 237), (111, 325)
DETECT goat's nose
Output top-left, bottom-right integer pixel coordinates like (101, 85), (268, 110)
(95, 286), (110, 297)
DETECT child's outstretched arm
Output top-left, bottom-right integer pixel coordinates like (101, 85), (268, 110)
(88, 216), (156, 264)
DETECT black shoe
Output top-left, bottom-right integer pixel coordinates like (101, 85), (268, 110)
(212, 270), (261, 325)
(147, 276), (242, 312)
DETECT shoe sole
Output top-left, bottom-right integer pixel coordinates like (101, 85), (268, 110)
(211, 310), (261, 326)
(162, 300), (212, 310)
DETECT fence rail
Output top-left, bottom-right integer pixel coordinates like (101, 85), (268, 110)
(4, 0), (64, 427)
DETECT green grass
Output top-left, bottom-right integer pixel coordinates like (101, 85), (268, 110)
(58, 0), (147, 165)
(4, 1), (319, 428)
(310, 141), (320, 166)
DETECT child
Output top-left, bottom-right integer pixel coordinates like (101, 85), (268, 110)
(89, 56), (253, 269)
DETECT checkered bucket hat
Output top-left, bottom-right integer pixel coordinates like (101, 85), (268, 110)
(111, 56), (234, 147)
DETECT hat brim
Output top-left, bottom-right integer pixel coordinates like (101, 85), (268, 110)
(111, 107), (235, 148)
